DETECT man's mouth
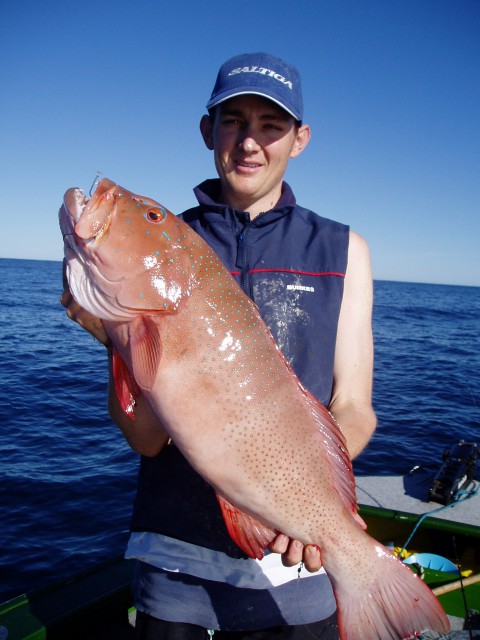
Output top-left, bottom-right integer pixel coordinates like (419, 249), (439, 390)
(236, 160), (262, 171)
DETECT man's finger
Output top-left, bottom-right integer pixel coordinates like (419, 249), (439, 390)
(268, 534), (289, 554)
(302, 544), (322, 572)
(281, 539), (304, 567)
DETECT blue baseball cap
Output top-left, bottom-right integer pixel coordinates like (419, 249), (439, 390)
(206, 52), (303, 121)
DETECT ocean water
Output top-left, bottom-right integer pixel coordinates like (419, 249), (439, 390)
(0, 258), (479, 602)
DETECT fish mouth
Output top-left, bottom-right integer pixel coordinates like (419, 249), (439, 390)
(65, 178), (117, 242)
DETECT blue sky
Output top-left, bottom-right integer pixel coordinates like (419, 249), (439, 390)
(1, 0), (478, 286)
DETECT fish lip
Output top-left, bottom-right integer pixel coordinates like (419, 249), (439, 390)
(60, 187), (88, 247)
(64, 187), (89, 224)
(69, 184), (117, 243)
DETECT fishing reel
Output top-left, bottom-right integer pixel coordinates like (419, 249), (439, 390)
(428, 441), (479, 505)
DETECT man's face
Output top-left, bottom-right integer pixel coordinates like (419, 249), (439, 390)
(201, 95), (310, 216)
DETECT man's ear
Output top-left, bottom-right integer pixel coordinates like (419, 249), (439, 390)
(200, 114), (214, 150)
(290, 124), (311, 159)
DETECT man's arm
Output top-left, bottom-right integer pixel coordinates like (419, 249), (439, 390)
(329, 230), (377, 458)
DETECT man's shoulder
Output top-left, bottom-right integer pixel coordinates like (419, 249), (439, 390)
(294, 204), (350, 234)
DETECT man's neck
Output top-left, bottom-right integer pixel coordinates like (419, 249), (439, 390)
(219, 187), (282, 219)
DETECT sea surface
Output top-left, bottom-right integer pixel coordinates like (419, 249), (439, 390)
(0, 258), (479, 602)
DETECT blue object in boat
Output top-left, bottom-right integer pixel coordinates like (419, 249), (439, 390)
(403, 553), (459, 574)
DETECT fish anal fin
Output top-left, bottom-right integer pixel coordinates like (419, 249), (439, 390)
(111, 348), (141, 420)
(217, 495), (277, 560)
(128, 315), (162, 390)
(334, 545), (450, 640)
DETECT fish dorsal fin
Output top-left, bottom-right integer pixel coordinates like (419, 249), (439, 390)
(128, 315), (162, 391)
(217, 495), (278, 560)
(303, 391), (364, 527)
(111, 348), (141, 420)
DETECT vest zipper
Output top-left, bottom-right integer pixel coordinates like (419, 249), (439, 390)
(230, 209), (269, 299)
(230, 209), (253, 299)
(238, 225), (253, 298)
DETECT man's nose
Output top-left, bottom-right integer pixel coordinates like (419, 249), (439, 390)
(238, 127), (260, 152)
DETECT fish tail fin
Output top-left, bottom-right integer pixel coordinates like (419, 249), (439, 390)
(217, 495), (277, 560)
(111, 348), (141, 420)
(333, 543), (450, 640)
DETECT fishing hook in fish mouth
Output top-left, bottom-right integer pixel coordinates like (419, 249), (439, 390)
(89, 171), (102, 197)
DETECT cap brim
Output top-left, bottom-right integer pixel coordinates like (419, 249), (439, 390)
(206, 90), (301, 121)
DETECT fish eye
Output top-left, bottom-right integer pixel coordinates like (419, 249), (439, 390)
(145, 207), (167, 223)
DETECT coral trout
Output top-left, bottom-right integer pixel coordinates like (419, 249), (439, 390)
(59, 178), (449, 639)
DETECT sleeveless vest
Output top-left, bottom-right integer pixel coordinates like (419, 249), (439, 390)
(130, 180), (349, 555)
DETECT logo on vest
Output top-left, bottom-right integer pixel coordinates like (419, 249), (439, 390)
(287, 284), (315, 293)
(228, 66), (293, 90)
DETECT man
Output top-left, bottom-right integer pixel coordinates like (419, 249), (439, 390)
(62, 52), (376, 639)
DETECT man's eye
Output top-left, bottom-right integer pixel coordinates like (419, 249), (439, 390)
(266, 121), (286, 131)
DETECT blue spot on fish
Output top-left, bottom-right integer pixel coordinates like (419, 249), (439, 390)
(163, 231), (171, 241)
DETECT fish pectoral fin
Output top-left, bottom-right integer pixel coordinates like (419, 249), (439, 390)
(111, 348), (141, 420)
(217, 495), (277, 560)
(128, 315), (162, 390)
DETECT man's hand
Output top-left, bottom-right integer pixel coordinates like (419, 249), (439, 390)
(268, 534), (322, 572)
